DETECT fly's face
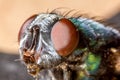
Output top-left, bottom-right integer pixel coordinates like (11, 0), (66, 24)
(18, 14), (61, 77)
(18, 13), (79, 77)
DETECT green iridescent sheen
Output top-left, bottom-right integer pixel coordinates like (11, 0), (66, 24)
(77, 71), (94, 80)
(85, 52), (101, 74)
(69, 18), (120, 52)
(76, 52), (101, 80)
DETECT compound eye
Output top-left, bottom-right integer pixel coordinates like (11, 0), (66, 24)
(18, 15), (37, 43)
(51, 18), (79, 57)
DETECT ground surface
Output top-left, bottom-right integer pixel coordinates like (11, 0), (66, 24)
(0, 53), (33, 80)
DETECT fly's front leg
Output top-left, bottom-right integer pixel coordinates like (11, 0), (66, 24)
(60, 63), (72, 80)
(63, 69), (71, 80)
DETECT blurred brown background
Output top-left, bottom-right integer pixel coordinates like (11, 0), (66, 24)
(0, 0), (120, 80)
(0, 0), (120, 54)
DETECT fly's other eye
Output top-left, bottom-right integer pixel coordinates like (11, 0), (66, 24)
(18, 15), (38, 43)
(51, 18), (79, 57)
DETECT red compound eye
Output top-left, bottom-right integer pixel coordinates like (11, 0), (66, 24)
(51, 18), (79, 57)
(18, 15), (38, 43)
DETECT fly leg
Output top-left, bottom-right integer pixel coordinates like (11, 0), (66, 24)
(60, 63), (72, 80)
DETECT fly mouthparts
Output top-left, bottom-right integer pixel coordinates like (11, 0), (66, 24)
(23, 50), (36, 64)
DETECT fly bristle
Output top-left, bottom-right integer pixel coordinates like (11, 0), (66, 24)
(48, 8), (120, 31)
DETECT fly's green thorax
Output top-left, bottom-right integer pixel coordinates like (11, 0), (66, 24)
(69, 18), (120, 51)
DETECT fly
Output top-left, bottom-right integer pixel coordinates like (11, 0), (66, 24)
(18, 11), (120, 80)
